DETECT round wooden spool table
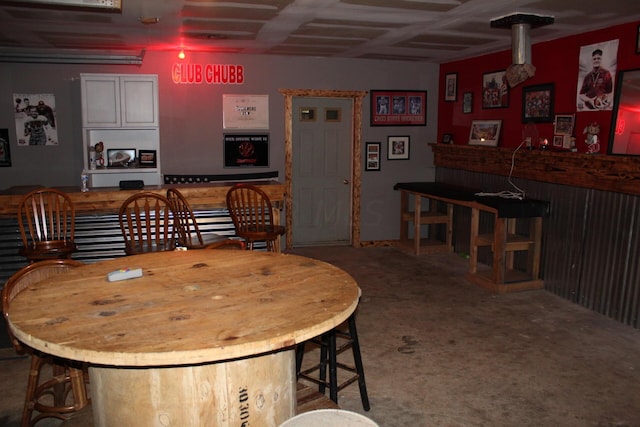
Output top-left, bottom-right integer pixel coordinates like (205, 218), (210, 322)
(6, 250), (360, 427)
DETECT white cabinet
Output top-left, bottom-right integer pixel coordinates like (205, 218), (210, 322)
(81, 74), (159, 128)
(81, 74), (161, 187)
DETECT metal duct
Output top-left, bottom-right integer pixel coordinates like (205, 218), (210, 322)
(512, 22), (531, 65)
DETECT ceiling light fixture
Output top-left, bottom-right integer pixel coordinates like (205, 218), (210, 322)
(0, 49), (145, 65)
(490, 13), (554, 88)
(178, 50), (186, 60)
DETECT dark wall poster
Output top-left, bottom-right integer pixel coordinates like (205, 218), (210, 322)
(224, 134), (269, 167)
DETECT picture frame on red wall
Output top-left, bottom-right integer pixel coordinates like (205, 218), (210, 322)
(636, 24), (640, 54)
(522, 83), (555, 123)
(482, 70), (509, 109)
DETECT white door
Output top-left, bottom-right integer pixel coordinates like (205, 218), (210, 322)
(292, 97), (352, 246)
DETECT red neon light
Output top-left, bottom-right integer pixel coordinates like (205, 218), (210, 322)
(615, 118), (625, 135)
(172, 63), (244, 85)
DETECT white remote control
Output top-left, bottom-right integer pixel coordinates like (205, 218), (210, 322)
(107, 268), (143, 282)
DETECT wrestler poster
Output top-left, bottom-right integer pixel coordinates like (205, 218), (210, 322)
(576, 39), (618, 112)
(14, 93), (59, 146)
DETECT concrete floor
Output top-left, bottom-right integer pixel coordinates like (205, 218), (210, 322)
(2, 246), (640, 426)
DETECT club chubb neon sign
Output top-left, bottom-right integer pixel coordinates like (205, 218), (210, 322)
(172, 63), (244, 84)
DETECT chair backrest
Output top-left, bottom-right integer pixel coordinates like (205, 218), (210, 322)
(226, 184), (277, 234)
(166, 188), (203, 248)
(17, 188), (75, 247)
(2, 259), (84, 354)
(118, 192), (178, 255)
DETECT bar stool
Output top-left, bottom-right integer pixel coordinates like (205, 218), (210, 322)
(17, 188), (77, 262)
(296, 312), (370, 411)
(2, 259), (91, 426)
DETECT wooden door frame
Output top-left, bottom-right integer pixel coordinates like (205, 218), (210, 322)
(279, 89), (367, 250)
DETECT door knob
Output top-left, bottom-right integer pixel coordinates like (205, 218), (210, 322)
(343, 179), (349, 184)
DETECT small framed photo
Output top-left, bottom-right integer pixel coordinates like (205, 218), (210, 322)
(522, 83), (555, 123)
(107, 149), (136, 167)
(637, 24), (640, 54)
(387, 135), (410, 160)
(138, 149), (157, 168)
(553, 135), (564, 147)
(365, 142), (381, 171)
(444, 73), (457, 101)
(0, 128), (11, 167)
(463, 92), (473, 113)
(468, 120), (502, 147)
(441, 133), (453, 144)
(554, 114), (575, 136)
(482, 70), (509, 109)
(325, 107), (341, 122)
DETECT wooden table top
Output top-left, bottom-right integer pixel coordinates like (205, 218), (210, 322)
(7, 250), (360, 367)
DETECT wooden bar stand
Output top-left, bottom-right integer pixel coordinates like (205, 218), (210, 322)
(466, 209), (543, 293)
(398, 189), (453, 256)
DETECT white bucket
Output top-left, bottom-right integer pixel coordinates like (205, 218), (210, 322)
(280, 409), (379, 427)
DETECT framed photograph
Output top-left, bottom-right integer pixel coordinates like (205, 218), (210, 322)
(637, 24), (640, 54)
(482, 70), (509, 109)
(522, 83), (555, 123)
(463, 92), (473, 113)
(138, 149), (157, 168)
(370, 90), (426, 126)
(554, 114), (575, 135)
(365, 142), (381, 171)
(0, 128), (11, 167)
(387, 136), (410, 160)
(325, 107), (341, 122)
(444, 73), (457, 101)
(468, 120), (502, 147)
(107, 149), (136, 167)
(223, 134), (269, 167)
(553, 135), (564, 147)
(222, 94), (269, 130)
(441, 133), (453, 144)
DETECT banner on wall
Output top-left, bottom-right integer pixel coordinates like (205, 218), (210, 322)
(576, 39), (619, 111)
(13, 93), (59, 146)
(223, 134), (269, 167)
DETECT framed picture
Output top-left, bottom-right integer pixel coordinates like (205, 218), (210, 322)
(138, 149), (157, 168)
(223, 134), (269, 167)
(441, 133), (453, 144)
(365, 142), (381, 171)
(222, 94), (269, 130)
(463, 92), (473, 113)
(325, 107), (341, 122)
(370, 90), (426, 126)
(387, 135), (410, 160)
(553, 135), (564, 147)
(482, 70), (509, 109)
(554, 114), (575, 135)
(468, 120), (502, 147)
(637, 24), (640, 54)
(107, 149), (136, 167)
(0, 128), (11, 167)
(522, 83), (555, 123)
(444, 73), (457, 101)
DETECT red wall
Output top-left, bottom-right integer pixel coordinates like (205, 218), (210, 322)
(438, 21), (640, 153)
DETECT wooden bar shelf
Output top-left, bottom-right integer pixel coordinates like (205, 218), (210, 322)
(431, 143), (640, 196)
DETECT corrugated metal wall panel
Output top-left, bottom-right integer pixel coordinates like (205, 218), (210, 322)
(0, 209), (243, 286)
(436, 167), (640, 329)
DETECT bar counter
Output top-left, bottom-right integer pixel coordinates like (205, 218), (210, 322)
(0, 181), (285, 217)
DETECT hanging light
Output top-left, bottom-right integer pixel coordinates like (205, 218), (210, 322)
(178, 50), (186, 60)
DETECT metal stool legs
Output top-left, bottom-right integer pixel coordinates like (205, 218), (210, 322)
(296, 313), (370, 411)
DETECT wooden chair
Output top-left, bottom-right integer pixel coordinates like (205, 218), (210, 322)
(17, 188), (77, 262)
(2, 259), (91, 427)
(118, 192), (178, 255)
(226, 184), (285, 252)
(166, 188), (231, 249)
